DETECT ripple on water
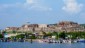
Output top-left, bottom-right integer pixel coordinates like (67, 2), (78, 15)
(0, 42), (85, 48)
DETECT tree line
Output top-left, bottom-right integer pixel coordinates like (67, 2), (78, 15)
(1, 31), (85, 40)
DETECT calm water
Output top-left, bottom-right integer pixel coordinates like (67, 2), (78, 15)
(0, 42), (85, 48)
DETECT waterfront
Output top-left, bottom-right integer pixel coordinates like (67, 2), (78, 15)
(0, 42), (85, 48)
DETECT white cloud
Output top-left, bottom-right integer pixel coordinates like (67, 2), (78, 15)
(0, 3), (22, 10)
(26, 0), (38, 4)
(62, 0), (83, 13)
(24, 0), (52, 11)
(27, 0), (34, 4)
(0, 0), (52, 11)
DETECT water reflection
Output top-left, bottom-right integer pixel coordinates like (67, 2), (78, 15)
(0, 42), (85, 48)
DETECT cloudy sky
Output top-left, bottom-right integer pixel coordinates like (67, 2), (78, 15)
(0, 0), (85, 29)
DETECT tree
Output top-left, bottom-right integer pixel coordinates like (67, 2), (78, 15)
(51, 32), (59, 39)
(52, 31), (58, 35)
(42, 32), (47, 38)
(46, 32), (52, 36)
(2, 31), (7, 34)
(12, 30), (16, 33)
(59, 32), (66, 39)
(24, 33), (32, 39)
(16, 34), (25, 39)
(29, 34), (36, 39)
(0, 34), (4, 38)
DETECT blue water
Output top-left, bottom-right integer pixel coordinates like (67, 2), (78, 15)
(0, 42), (85, 48)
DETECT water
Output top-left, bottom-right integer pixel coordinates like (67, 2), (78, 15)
(0, 42), (85, 48)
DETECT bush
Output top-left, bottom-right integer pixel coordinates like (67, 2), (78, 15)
(0, 34), (4, 38)
(16, 34), (25, 39)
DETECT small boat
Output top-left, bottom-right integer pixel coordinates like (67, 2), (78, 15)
(52, 40), (57, 43)
(77, 39), (85, 43)
(68, 40), (72, 43)
(38, 40), (44, 43)
(18, 38), (24, 42)
(73, 40), (78, 43)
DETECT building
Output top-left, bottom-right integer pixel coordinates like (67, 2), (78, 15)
(5, 21), (85, 33)
(38, 24), (47, 28)
(56, 21), (85, 32)
(5, 27), (19, 32)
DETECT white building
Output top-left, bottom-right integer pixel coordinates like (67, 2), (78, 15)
(38, 24), (47, 28)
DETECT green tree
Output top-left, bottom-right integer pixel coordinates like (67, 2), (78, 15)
(29, 34), (36, 39)
(52, 32), (59, 39)
(42, 32), (47, 38)
(16, 34), (25, 39)
(52, 32), (58, 35)
(0, 34), (4, 38)
(2, 31), (7, 34)
(12, 30), (16, 33)
(59, 32), (67, 39)
(46, 32), (52, 36)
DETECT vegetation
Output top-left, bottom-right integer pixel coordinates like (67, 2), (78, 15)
(0, 34), (4, 38)
(15, 34), (25, 39)
(13, 31), (85, 40)
(1, 30), (85, 40)
(66, 32), (85, 39)
(59, 32), (66, 39)
(14, 33), (36, 39)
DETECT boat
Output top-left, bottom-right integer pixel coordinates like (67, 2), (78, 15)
(77, 39), (85, 43)
(38, 39), (44, 43)
(18, 38), (24, 42)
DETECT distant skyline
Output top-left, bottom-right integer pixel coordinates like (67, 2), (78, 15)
(0, 0), (85, 29)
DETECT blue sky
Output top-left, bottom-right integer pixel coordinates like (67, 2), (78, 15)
(0, 0), (85, 29)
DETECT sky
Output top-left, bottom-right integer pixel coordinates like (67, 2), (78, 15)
(0, 0), (85, 29)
